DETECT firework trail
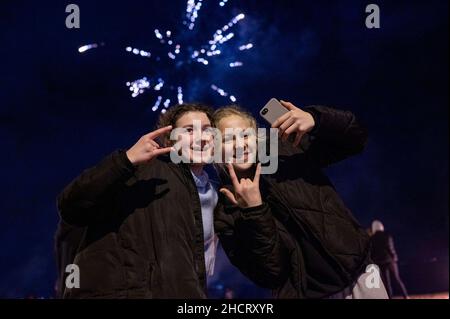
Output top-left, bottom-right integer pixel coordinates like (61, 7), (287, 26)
(78, 0), (254, 113)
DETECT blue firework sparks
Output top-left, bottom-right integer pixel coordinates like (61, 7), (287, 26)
(77, 0), (254, 114)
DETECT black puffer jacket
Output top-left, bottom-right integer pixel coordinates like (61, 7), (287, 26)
(57, 152), (213, 298)
(215, 105), (372, 298)
(57, 150), (286, 299)
(214, 201), (290, 289)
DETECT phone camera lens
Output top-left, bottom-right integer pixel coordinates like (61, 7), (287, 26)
(262, 108), (268, 115)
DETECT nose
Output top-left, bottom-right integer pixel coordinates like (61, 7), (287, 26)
(192, 128), (213, 148)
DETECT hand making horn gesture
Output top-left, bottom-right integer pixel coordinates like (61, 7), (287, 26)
(126, 125), (174, 165)
(220, 163), (263, 208)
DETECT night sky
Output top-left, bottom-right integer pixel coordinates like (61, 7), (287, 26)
(0, 0), (448, 298)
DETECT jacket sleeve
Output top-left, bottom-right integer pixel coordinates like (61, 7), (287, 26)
(57, 150), (136, 227)
(215, 201), (290, 289)
(387, 234), (399, 262)
(301, 105), (368, 167)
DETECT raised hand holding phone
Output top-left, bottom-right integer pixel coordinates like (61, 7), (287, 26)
(271, 100), (315, 147)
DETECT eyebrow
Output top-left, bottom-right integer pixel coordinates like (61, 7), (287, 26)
(222, 133), (235, 141)
(181, 124), (212, 129)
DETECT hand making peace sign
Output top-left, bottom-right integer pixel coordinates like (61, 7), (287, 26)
(126, 125), (174, 165)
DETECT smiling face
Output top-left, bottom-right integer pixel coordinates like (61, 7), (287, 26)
(174, 111), (214, 164)
(216, 114), (257, 172)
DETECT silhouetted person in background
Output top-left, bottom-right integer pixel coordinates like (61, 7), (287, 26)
(370, 220), (409, 299)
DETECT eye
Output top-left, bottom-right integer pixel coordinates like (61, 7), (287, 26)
(240, 130), (255, 139)
(203, 127), (215, 134)
(185, 127), (194, 133)
(223, 135), (234, 143)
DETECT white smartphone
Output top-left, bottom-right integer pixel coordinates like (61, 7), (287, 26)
(259, 98), (289, 125)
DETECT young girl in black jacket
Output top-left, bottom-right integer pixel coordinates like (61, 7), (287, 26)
(213, 102), (388, 299)
(57, 103), (221, 298)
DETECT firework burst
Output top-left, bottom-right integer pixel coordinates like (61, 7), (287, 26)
(78, 0), (253, 113)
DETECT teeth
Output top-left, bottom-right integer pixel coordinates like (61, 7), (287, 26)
(233, 153), (249, 158)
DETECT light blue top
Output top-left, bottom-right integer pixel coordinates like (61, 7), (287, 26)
(191, 169), (219, 277)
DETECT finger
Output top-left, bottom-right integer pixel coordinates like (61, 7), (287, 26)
(227, 163), (240, 189)
(147, 125), (173, 140)
(220, 188), (238, 205)
(282, 123), (299, 142)
(151, 146), (173, 157)
(278, 117), (295, 137)
(284, 123), (299, 136)
(293, 132), (304, 147)
(240, 179), (248, 188)
(149, 140), (160, 148)
(253, 163), (261, 184)
(280, 100), (297, 111)
(272, 111), (292, 128)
